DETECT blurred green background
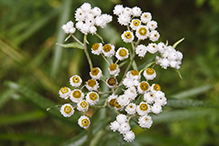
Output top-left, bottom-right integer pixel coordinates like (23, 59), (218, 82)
(1, 0), (219, 145)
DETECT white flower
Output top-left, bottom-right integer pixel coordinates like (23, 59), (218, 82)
(147, 20), (158, 30)
(136, 102), (150, 116)
(158, 58), (170, 69)
(102, 44), (115, 57)
(123, 130), (135, 142)
(150, 83), (161, 93)
(92, 7), (101, 16)
(135, 44), (147, 57)
(125, 103), (136, 115)
(101, 14), (113, 23)
(89, 25), (97, 34)
(136, 25), (149, 40)
(70, 89), (84, 103)
(115, 47), (129, 60)
(124, 87), (137, 100)
(86, 91), (99, 105)
(118, 14), (131, 26)
(123, 78), (139, 88)
(126, 70), (140, 80)
(80, 3), (91, 12)
(75, 8), (86, 21)
(137, 81), (150, 94)
(117, 95), (130, 106)
(59, 87), (71, 99)
(121, 30), (134, 43)
(61, 21), (76, 34)
(113, 5), (124, 16)
(149, 30), (160, 42)
(78, 115), (90, 129)
(130, 19), (141, 30)
(116, 114), (128, 124)
(110, 120), (120, 132)
(90, 67), (102, 80)
(143, 68), (156, 80)
(108, 94), (118, 107)
(154, 91), (167, 106)
(147, 43), (158, 54)
(85, 79), (99, 91)
(151, 103), (162, 114)
(95, 16), (106, 28)
(91, 43), (102, 55)
(80, 23), (90, 34)
(157, 42), (166, 54)
(76, 21), (84, 30)
(106, 77), (118, 88)
(118, 122), (131, 134)
(138, 115), (153, 128)
(60, 104), (74, 117)
(141, 12), (152, 23)
(77, 100), (89, 112)
(69, 75), (82, 87)
(108, 63), (120, 76)
(123, 7), (133, 16)
(176, 51), (183, 60)
(132, 6), (142, 16)
(144, 92), (156, 104)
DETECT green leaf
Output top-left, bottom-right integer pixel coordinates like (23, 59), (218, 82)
(172, 38), (185, 48)
(56, 42), (84, 49)
(138, 52), (159, 71)
(166, 99), (215, 108)
(169, 84), (213, 99)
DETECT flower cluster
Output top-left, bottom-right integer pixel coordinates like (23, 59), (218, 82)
(57, 2), (184, 143)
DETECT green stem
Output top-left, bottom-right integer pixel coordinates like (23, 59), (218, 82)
(83, 35), (93, 70)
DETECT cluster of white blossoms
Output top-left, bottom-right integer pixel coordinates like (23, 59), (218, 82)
(57, 2), (184, 143)
(62, 3), (112, 35)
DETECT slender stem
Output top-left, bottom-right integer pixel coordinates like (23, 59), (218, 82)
(101, 54), (110, 65)
(71, 34), (84, 46)
(83, 35), (93, 70)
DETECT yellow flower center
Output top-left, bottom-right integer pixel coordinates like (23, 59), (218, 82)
(129, 104), (134, 109)
(87, 79), (96, 87)
(140, 82), (149, 91)
(107, 77), (117, 87)
(146, 68), (155, 75)
(133, 19), (140, 26)
(92, 43), (99, 51)
(124, 32), (132, 39)
(118, 48), (128, 57)
(143, 13), (149, 19)
(91, 68), (99, 76)
(138, 27), (147, 36)
(103, 44), (112, 52)
(149, 93), (154, 98)
(60, 87), (68, 94)
(131, 70), (139, 76)
(89, 92), (98, 101)
(109, 63), (117, 71)
(72, 76), (80, 83)
(72, 90), (81, 98)
(140, 103), (148, 111)
(153, 84), (161, 91)
(81, 119), (90, 127)
(114, 100), (122, 109)
(80, 101), (88, 108)
(64, 105), (72, 114)
(109, 98), (116, 107)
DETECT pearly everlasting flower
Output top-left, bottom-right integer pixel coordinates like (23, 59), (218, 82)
(150, 83), (161, 93)
(92, 7), (102, 16)
(77, 100), (89, 112)
(102, 44), (115, 57)
(108, 63), (120, 76)
(80, 3), (91, 12)
(143, 68), (156, 80)
(147, 43), (158, 54)
(116, 114), (128, 124)
(59, 87), (71, 99)
(125, 103), (136, 115)
(110, 120), (120, 132)
(106, 77), (117, 88)
(132, 6), (142, 16)
(86, 91), (99, 105)
(70, 75), (82, 87)
(115, 47), (129, 60)
(85, 79), (99, 91)
(76, 21), (84, 30)
(113, 5), (124, 16)
(135, 44), (147, 57)
(90, 67), (102, 80)
(123, 77), (139, 88)
(75, 8), (86, 21)
(136, 25), (149, 40)
(70, 89), (84, 103)
(156, 57), (170, 69)
(117, 95), (130, 106)
(136, 102), (150, 116)
(138, 115), (153, 128)
(118, 122), (131, 134)
(62, 21), (76, 34)
(124, 87), (137, 100)
(121, 30), (134, 43)
(78, 115), (90, 129)
(157, 42), (166, 54)
(118, 14), (131, 26)
(108, 94), (118, 107)
(147, 20), (158, 30)
(123, 131), (135, 142)
(154, 91), (167, 106)
(149, 30), (160, 42)
(91, 43), (102, 55)
(144, 92), (156, 104)
(60, 104), (74, 117)
(141, 12), (152, 24)
(123, 7), (133, 16)
(130, 19), (141, 30)
(151, 103), (162, 114)
(126, 70), (141, 81)
(138, 81), (150, 94)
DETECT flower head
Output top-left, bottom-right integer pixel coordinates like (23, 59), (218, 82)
(86, 91), (99, 105)
(115, 47), (129, 60)
(60, 104), (74, 117)
(59, 87), (71, 99)
(106, 77), (118, 88)
(78, 115), (90, 129)
(90, 67), (102, 80)
(70, 75), (82, 87)
(121, 31), (134, 43)
(136, 25), (149, 40)
(141, 12), (152, 23)
(70, 89), (84, 103)
(130, 19), (141, 30)
(138, 115), (153, 128)
(136, 102), (150, 116)
(85, 79), (99, 91)
(125, 103), (136, 115)
(138, 81), (150, 94)
(102, 44), (115, 57)
(77, 100), (89, 112)
(61, 21), (76, 34)
(108, 63), (120, 76)
(91, 43), (102, 55)
(143, 68), (156, 80)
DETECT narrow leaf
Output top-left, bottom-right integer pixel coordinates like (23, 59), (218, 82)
(138, 52), (159, 71)
(172, 38), (185, 48)
(166, 99), (215, 108)
(56, 42), (84, 49)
